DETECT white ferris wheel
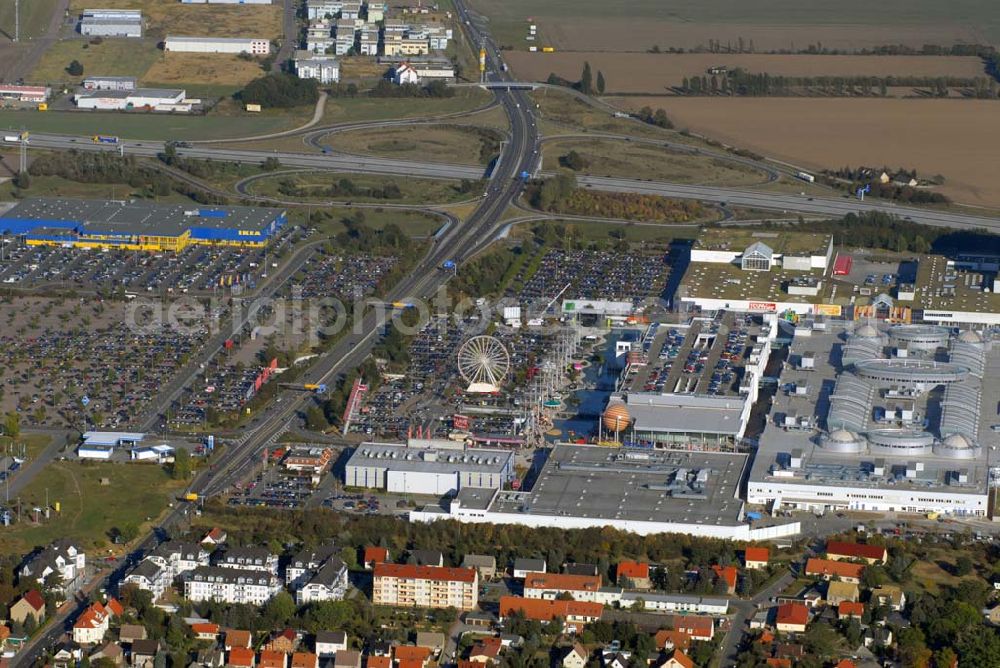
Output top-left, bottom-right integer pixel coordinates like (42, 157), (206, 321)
(457, 335), (510, 393)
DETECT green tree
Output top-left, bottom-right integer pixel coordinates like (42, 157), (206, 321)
(955, 555), (974, 576)
(67, 60), (84, 76)
(4, 412), (20, 439)
(171, 447), (191, 480)
(118, 522), (139, 543)
(596, 70), (606, 94)
(262, 157), (282, 171)
(580, 61), (593, 95)
(264, 591), (296, 627)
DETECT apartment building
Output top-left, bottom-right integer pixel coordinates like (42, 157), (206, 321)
(185, 566), (281, 605)
(372, 564), (478, 610)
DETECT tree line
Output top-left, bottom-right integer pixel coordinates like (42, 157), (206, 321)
(546, 61), (607, 95)
(678, 69), (997, 98)
(528, 172), (704, 222)
(239, 73), (319, 109)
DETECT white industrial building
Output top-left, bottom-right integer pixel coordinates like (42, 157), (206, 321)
(294, 51), (340, 83)
(344, 443), (514, 495)
(181, 0), (271, 4)
(82, 76), (137, 91)
(165, 36), (270, 55)
(74, 88), (190, 112)
(79, 9), (142, 38)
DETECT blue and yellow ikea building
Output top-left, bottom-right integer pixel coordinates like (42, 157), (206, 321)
(0, 197), (286, 252)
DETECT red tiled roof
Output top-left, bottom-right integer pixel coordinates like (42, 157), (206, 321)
(20, 590), (45, 612)
(291, 653), (317, 668)
(666, 650), (693, 668)
(826, 541), (886, 561)
(192, 623), (220, 635)
(653, 630), (690, 651)
(776, 603), (809, 627)
(364, 547), (389, 564)
(757, 631), (775, 645)
(805, 558), (864, 580)
(522, 572), (601, 592)
(470, 637), (501, 659)
(260, 650), (288, 668)
(616, 561), (649, 580)
(712, 565), (738, 589)
(227, 630), (253, 648)
(744, 547), (770, 564)
(835, 661), (857, 668)
(373, 563), (476, 583)
(366, 657), (391, 668)
(397, 659), (424, 668)
(838, 601), (865, 617)
(229, 648), (255, 667)
(499, 596), (603, 623)
(766, 660), (791, 668)
(393, 646), (431, 662)
(669, 615), (713, 640)
(105, 598), (123, 617)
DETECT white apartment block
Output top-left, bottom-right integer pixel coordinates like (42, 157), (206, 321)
(185, 566), (281, 605)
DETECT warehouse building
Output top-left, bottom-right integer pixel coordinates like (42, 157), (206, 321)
(181, 0), (271, 4)
(294, 51), (340, 84)
(165, 36), (270, 55)
(0, 84), (51, 102)
(79, 9), (142, 38)
(82, 76), (137, 91)
(74, 88), (191, 112)
(344, 443), (514, 495)
(0, 198), (286, 252)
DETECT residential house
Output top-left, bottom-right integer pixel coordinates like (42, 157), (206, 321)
(191, 623), (220, 642)
(414, 632), (445, 657)
(294, 51), (340, 85)
(225, 630), (253, 650)
(52, 643), (83, 668)
(334, 650), (361, 668)
(291, 653), (318, 668)
(363, 547), (388, 569)
(804, 559), (864, 584)
(561, 644), (587, 668)
(73, 600), (120, 645)
(89, 641), (124, 666)
(499, 596), (603, 633)
(660, 650), (694, 668)
(744, 547), (770, 570)
(265, 629), (298, 653)
(215, 547), (279, 575)
(9, 590), (45, 625)
(287, 545), (348, 604)
(185, 566), (281, 605)
(19, 540), (86, 596)
(372, 564), (478, 610)
(145, 541), (211, 581)
(131, 639), (160, 668)
(711, 565), (738, 595)
(616, 561), (651, 589)
(228, 647), (255, 668)
(775, 603), (809, 634)
(522, 572), (601, 602)
(871, 585), (906, 611)
(407, 550), (443, 567)
(563, 563), (599, 577)
(314, 631), (347, 657)
(863, 627), (893, 648)
(468, 637), (501, 663)
(668, 616), (714, 642)
(512, 558), (546, 579)
(619, 592), (728, 615)
(395, 645), (432, 668)
(838, 601), (865, 619)
(259, 650), (288, 668)
(119, 624), (147, 645)
(602, 653), (629, 668)
(462, 555), (497, 580)
(653, 630), (690, 652)
(366, 657), (391, 668)
(825, 581), (859, 605)
(201, 528), (227, 546)
(825, 541), (887, 565)
(193, 647), (226, 668)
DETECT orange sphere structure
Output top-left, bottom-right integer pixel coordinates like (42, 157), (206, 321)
(602, 403), (631, 433)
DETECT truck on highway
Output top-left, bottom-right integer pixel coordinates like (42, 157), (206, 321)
(278, 382), (328, 393)
(3, 135), (19, 143)
(182, 492), (199, 502)
(542, 46), (555, 53)
(92, 135), (120, 144)
(796, 171), (815, 183)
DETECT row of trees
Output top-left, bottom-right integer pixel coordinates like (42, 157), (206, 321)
(679, 70), (997, 98)
(277, 176), (404, 200)
(547, 63), (608, 96)
(239, 74), (320, 108)
(369, 79), (453, 99)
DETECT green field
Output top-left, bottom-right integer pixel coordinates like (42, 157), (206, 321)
(320, 88), (493, 125)
(0, 0), (61, 40)
(31, 38), (161, 86)
(246, 171), (481, 206)
(303, 207), (445, 238)
(0, 108), (313, 141)
(327, 124), (502, 166)
(3, 461), (185, 556)
(0, 433), (53, 461)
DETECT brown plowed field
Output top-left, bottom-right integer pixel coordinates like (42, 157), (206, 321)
(607, 97), (1000, 207)
(506, 53), (987, 93)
